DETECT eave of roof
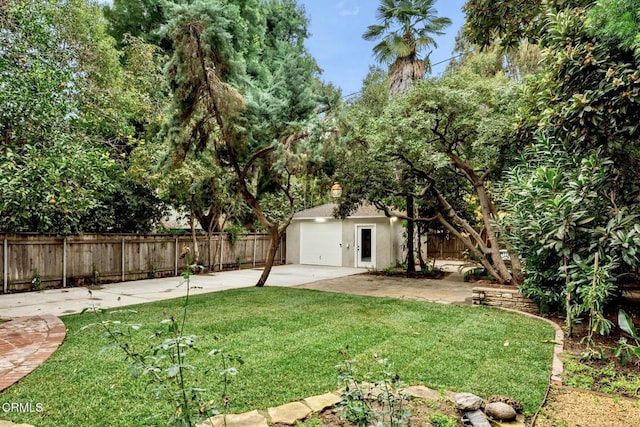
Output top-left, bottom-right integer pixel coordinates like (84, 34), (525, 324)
(293, 203), (390, 219)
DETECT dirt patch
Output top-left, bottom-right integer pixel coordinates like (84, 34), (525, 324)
(280, 397), (460, 427)
(367, 269), (450, 280)
(535, 387), (640, 426)
(534, 304), (640, 426)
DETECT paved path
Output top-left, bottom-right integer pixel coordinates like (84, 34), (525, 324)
(0, 315), (66, 392)
(295, 269), (473, 304)
(0, 265), (363, 319)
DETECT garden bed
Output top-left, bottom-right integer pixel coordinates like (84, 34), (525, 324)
(368, 266), (449, 280)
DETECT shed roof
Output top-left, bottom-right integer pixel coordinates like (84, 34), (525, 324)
(293, 203), (388, 219)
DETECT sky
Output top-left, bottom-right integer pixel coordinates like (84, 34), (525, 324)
(299, 0), (467, 97)
(97, 0), (466, 96)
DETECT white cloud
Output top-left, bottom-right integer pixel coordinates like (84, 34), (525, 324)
(338, 1), (360, 17)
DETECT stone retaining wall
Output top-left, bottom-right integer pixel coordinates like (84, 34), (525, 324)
(472, 286), (539, 313)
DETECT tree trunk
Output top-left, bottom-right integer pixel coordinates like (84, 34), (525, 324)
(256, 225), (280, 287)
(189, 207), (200, 265)
(389, 56), (424, 95)
(443, 152), (517, 285)
(416, 222), (427, 271)
(507, 249), (524, 284)
(474, 182), (514, 284)
(406, 194), (416, 273)
(564, 256), (573, 337)
(434, 213), (504, 282)
(194, 206), (221, 233)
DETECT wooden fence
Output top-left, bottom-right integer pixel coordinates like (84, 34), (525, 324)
(424, 232), (467, 260)
(1, 233), (284, 293)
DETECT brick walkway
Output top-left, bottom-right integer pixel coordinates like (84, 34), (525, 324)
(0, 315), (66, 392)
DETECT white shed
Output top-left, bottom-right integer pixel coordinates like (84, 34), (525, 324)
(286, 203), (404, 269)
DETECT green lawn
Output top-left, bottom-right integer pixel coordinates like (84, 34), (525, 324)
(2, 287), (555, 426)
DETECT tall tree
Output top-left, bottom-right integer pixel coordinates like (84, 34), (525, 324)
(362, 0), (451, 272)
(338, 53), (522, 285)
(162, 0), (332, 286)
(363, 0), (451, 94)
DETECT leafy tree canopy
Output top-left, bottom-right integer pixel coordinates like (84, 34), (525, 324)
(462, 0), (592, 49)
(586, 0), (640, 56)
(465, 0), (640, 330)
(0, 0), (166, 233)
(337, 53), (522, 284)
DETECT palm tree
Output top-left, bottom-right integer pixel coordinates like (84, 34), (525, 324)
(363, 0), (451, 95)
(363, 0), (451, 272)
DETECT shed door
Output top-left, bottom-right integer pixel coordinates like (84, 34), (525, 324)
(356, 224), (376, 268)
(300, 222), (342, 266)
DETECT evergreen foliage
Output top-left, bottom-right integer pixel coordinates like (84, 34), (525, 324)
(160, 0), (333, 285)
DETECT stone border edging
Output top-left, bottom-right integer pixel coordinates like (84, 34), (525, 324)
(200, 391), (342, 426)
(201, 386), (452, 427)
(472, 286), (539, 313)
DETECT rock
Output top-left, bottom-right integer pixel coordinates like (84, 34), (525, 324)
(489, 414), (526, 427)
(204, 410), (268, 427)
(462, 409), (492, 427)
(485, 402), (517, 421)
(455, 392), (484, 411)
(267, 402), (312, 425)
(303, 392), (341, 412)
(487, 395), (523, 413)
(405, 385), (439, 401)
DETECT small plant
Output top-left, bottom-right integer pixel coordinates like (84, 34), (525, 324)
(614, 309), (640, 366)
(31, 268), (42, 291)
(81, 250), (242, 426)
(295, 416), (324, 427)
(90, 264), (101, 286)
(463, 267), (493, 282)
(382, 266), (396, 275)
(429, 412), (457, 427)
(336, 347), (411, 427)
(367, 267), (381, 275)
(226, 224), (247, 247)
(148, 263), (158, 279)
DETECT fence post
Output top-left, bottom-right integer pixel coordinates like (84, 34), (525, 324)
(62, 238), (67, 288)
(209, 234), (213, 271)
(121, 238), (125, 282)
(252, 233), (257, 267)
(174, 238), (179, 276)
(219, 235), (224, 270)
(425, 236), (428, 259)
(3, 238), (7, 293)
